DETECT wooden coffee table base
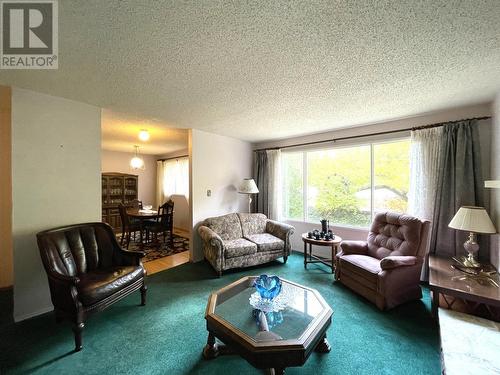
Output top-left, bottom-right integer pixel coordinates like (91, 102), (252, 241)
(203, 332), (331, 374)
(202, 332), (235, 359)
(203, 277), (333, 374)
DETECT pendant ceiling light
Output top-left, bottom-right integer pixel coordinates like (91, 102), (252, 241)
(130, 145), (145, 170)
(138, 129), (150, 142)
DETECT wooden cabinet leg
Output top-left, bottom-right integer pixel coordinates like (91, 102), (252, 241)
(72, 322), (84, 352)
(266, 368), (285, 375)
(140, 284), (147, 306)
(432, 290), (439, 319)
(203, 332), (219, 359)
(303, 241), (307, 269)
(331, 245), (335, 274)
(315, 334), (331, 353)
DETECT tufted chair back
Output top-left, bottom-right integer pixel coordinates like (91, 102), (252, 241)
(37, 222), (120, 277)
(367, 212), (431, 260)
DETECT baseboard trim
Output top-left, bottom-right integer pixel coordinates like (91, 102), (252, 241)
(14, 306), (53, 323)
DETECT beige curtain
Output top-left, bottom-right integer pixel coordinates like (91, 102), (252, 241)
(408, 127), (444, 221)
(156, 160), (167, 209)
(267, 149), (282, 220)
(253, 149), (281, 220)
(156, 158), (189, 209)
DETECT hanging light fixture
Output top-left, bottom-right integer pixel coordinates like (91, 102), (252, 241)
(130, 145), (145, 170)
(138, 129), (150, 141)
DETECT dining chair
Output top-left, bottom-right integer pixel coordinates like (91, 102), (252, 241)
(146, 200), (174, 247)
(130, 199), (143, 209)
(118, 203), (142, 248)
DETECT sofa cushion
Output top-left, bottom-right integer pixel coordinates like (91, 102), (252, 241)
(245, 233), (284, 252)
(77, 266), (144, 306)
(223, 238), (257, 258)
(339, 254), (381, 290)
(238, 213), (267, 236)
(204, 213), (243, 240)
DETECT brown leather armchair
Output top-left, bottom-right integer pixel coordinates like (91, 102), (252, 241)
(37, 222), (147, 351)
(336, 212), (430, 310)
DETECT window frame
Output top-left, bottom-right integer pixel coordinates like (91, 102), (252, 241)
(280, 135), (410, 229)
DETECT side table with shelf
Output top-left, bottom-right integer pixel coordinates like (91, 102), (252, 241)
(301, 233), (342, 274)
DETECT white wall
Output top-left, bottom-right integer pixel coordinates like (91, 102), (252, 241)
(255, 103), (493, 259)
(0, 86), (13, 288)
(157, 148), (189, 160)
(490, 96), (500, 269)
(12, 88), (101, 321)
(169, 194), (190, 231)
(101, 149), (157, 206)
(190, 129), (252, 261)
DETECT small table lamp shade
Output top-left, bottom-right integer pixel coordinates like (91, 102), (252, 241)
(448, 206), (496, 267)
(448, 206), (496, 234)
(238, 178), (259, 194)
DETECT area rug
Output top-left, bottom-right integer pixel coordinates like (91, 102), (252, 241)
(116, 233), (189, 262)
(0, 254), (440, 375)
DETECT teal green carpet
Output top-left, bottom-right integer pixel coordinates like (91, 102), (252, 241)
(0, 254), (440, 374)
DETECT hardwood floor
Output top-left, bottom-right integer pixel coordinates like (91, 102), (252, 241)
(143, 227), (190, 275)
(143, 251), (190, 275)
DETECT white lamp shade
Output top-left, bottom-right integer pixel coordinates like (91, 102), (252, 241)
(448, 206), (496, 234)
(238, 178), (259, 194)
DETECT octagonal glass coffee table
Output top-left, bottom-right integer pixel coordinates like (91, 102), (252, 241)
(203, 276), (333, 374)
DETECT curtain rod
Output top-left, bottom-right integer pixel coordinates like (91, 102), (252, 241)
(253, 116), (491, 152)
(157, 154), (189, 161)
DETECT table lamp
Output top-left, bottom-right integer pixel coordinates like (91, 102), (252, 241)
(448, 206), (496, 266)
(238, 178), (259, 213)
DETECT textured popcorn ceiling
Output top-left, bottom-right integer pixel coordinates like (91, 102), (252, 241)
(1, 1), (499, 142)
(101, 109), (188, 155)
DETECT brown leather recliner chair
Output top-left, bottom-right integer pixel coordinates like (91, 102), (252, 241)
(37, 222), (147, 351)
(336, 212), (430, 310)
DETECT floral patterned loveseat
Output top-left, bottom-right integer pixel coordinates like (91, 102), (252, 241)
(198, 213), (295, 276)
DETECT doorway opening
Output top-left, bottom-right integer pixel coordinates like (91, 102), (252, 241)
(100, 109), (191, 274)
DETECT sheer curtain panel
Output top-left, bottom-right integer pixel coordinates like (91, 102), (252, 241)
(408, 127), (444, 221)
(156, 157), (189, 208)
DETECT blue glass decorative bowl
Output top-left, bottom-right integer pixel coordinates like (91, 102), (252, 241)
(254, 274), (282, 300)
(252, 309), (284, 330)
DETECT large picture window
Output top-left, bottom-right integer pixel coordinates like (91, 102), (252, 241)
(281, 138), (410, 228)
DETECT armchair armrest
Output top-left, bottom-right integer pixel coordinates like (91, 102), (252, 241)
(265, 220), (295, 241)
(48, 271), (80, 286)
(115, 247), (145, 266)
(339, 240), (368, 256)
(198, 225), (224, 248)
(380, 255), (417, 270)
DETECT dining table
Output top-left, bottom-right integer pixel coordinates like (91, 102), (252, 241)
(126, 208), (159, 245)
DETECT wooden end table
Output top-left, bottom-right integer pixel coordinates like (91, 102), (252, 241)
(302, 233), (342, 274)
(428, 255), (500, 319)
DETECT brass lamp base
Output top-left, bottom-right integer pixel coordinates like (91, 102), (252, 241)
(463, 232), (480, 267)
